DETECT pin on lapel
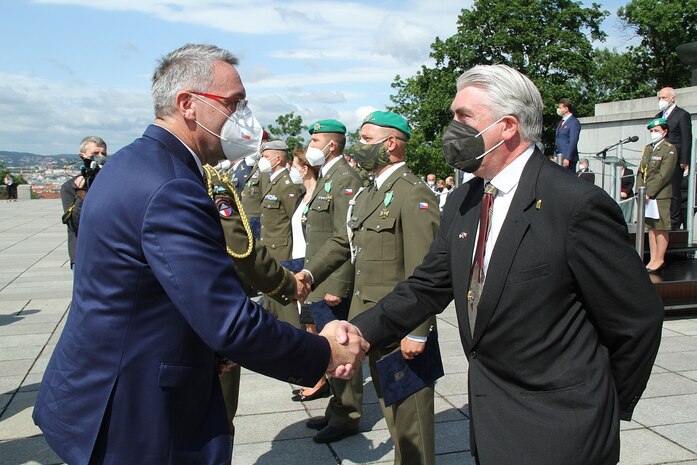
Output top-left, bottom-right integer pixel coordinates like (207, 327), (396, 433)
(535, 199), (542, 210)
(458, 232), (468, 239)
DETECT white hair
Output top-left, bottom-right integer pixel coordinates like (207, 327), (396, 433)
(456, 64), (543, 144)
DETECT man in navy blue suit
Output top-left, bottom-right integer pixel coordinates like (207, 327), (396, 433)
(33, 43), (368, 465)
(554, 98), (581, 172)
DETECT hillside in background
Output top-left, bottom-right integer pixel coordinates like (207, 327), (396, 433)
(0, 151), (75, 168)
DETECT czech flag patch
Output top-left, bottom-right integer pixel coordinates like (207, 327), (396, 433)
(216, 197), (233, 217)
(288, 193), (296, 199)
(344, 188), (354, 195)
(418, 202), (429, 209)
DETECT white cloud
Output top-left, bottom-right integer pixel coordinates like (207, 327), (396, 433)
(0, 72), (151, 154)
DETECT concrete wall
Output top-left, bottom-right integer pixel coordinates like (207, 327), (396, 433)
(17, 184), (32, 201)
(577, 86), (697, 190)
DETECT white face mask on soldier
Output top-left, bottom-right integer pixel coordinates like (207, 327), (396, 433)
(305, 142), (331, 167)
(289, 167), (304, 184)
(190, 93), (263, 163)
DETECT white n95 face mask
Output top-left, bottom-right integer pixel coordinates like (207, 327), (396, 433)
(289, 167), (304, 184)
(191, 94), (263, 163)
(305, 142), (331, 166)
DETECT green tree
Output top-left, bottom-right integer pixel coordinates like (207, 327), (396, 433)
(389, 0), (609, 167)
(618, 0), (697, 88)
(590, 48), (655, 102)
(266, 112), (307, 154)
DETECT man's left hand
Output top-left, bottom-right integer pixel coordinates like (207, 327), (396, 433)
(400, 338), (425, 360)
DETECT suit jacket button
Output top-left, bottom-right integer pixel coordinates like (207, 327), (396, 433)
(470, 350), (478, 359)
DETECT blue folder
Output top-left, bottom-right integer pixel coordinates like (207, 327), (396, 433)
(375, 334), (444, 407)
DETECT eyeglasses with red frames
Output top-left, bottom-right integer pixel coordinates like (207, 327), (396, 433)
(189, 91), (248, 113)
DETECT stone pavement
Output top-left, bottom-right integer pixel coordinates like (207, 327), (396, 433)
(0, 199), (696, 465)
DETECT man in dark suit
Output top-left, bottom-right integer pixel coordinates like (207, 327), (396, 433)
(33, 43), (367, 465)
(576, 157), (595, 184)
(60, 136), (107, 268)
(346, 64), (663, 465)
(656, 87), (693, 229)
(554, 97), (581, 172)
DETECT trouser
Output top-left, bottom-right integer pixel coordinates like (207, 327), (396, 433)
(670, 156), (685, 229)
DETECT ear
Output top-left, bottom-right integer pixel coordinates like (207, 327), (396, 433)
(501, 115), (519, 141)
(177, 92), (196, 121)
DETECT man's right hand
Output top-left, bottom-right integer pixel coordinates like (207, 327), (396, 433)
(320, 320), (369, 379)
(294, 271), (312, 302)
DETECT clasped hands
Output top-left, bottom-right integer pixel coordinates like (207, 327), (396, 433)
(293, 270), (312, 302)
(319, 320), (369, 379)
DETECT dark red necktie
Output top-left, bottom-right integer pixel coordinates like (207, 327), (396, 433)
(468, 182), (497, 336)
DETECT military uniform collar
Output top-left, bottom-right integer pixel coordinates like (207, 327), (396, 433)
(320, 155), (342, 178)
(375, 162), (405, 190)
(270, 167), (287, 182)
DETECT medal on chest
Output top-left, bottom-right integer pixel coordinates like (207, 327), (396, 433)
(380, 191), (394, 218)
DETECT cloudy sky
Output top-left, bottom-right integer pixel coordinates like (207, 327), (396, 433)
(0, 0), (635, 155)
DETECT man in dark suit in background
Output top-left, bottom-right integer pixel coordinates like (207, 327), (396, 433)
(554, 97), (581, 172)
(656, 87), (693, 229)
(345, 64), (663, 465)
(33, 43), (367, 465)
(576, 157), (595, 184)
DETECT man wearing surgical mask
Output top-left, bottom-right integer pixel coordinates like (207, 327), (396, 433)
(342, 65), (663, 465)
(656, 87), (693, 230)
(33, 43), (368, 465)
(258, 140), (303, 327)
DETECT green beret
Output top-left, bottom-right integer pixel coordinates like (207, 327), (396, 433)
(361, 111), (411, 139)
(647, 117), (668, 129)
(308, 119), (346, 135)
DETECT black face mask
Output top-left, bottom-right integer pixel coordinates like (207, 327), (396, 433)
(352, 138), (389, 172)
(441, 118), (504, 173)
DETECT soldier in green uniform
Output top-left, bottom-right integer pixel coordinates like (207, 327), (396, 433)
(258, 140), (304, 327)
(298, 119), (364, 423)
(637, 117), (677, 273)
(302, 112), (440, 465)
(204, 163), (308, 452)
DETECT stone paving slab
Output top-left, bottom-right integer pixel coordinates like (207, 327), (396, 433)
(0, 200), (696, 465)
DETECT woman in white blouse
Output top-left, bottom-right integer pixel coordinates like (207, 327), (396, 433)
(288, 148), (330, 401)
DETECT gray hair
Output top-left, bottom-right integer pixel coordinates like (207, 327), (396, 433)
(579, 158), (589, 166)
(151, 43), (239, 118)
(79, 136), (107, 154)
(456, 64), (543, 144)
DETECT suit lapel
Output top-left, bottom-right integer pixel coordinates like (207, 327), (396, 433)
(452, 178), (484, 346)
(471, 151), (545, 346)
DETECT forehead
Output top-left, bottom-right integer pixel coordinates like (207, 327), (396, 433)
(360, 123), (386, 138)
(263, 149), (285, 157)
(83, 142), (105, 153)
(658, 89), (672, 99)
(450, 85), (488, 115)
(208, 61), (245, 98)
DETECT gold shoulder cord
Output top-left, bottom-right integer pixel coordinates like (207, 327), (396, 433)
(203, 164), (254, 259)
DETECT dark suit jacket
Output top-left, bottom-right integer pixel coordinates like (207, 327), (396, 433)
(621, 167), (634, 198)
(352, 149), (663, 465)
(656, 106), (692, 165)
(60, 176), (82, 266)
(577, 167), (595, 184)
(555, 114), (581, 163)
(33, 124), (329, 465)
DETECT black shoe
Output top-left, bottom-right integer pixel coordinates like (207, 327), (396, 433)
(292, 388), (303, 395)
(306, 416), (329, 430)
(292, 383), (330, 402)
(312, 425), (359, 444)
(647, 263), (667, 274)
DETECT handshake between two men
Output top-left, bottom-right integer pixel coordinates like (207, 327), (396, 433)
(292, 270), (369, 380)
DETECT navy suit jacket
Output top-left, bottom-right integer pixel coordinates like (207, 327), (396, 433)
(34, 125), (329, 465)
(353, 150), (663, 465)
(656, 106), (692, 165)
(555, 114), (581, 163)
